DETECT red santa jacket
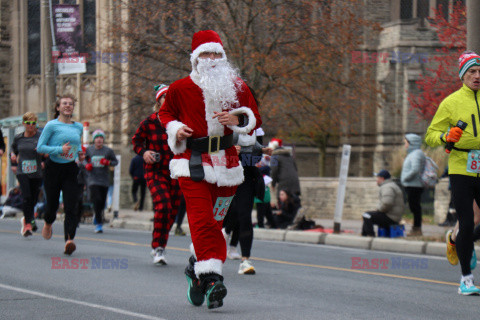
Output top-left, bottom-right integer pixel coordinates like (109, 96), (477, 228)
(158, 76), (261, 187)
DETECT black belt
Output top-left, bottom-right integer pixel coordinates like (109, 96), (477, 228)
(186, 135), (234, 181)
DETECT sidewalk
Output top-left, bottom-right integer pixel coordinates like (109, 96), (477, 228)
(105, 208), (462, 258)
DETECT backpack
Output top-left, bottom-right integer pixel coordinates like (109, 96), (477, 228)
(421, 157), (439, 187)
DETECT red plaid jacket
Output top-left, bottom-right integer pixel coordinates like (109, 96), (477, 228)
(132, 112), (173, 179)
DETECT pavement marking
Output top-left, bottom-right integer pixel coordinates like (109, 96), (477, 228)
(251, 257), (458, 287)
(0, 228), (459, 287)
(0, 283), (167, 320)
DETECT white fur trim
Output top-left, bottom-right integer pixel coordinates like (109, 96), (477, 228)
(195, 258), (223, 278)
(237, 133), (257, 147)
(227, 107), (256, 134)
(169, 154), (244, 187)
(190, 42), (226, 66)
(166, 120), (187, 154)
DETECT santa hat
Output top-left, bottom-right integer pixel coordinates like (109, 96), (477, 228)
(154, 84), (169, 102)
(92, 129), (105, 142)
(190, 30), (226, 65)
(268, 138), (283, 150)
(459, 51), (480, 80)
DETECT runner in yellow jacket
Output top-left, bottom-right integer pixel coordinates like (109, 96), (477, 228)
(425, 51), (480, 295)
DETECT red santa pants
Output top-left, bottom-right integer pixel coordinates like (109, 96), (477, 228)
(178, 177), (237, 276)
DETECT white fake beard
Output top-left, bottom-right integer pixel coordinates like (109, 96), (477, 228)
(196, 57), (242, 111)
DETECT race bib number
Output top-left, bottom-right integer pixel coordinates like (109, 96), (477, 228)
(59, 145), (77, 160)
(21, 160), (37, 174)
(467, 150), (480, 173)
(213, 196), (234, 221)
(91, 156), (103, 167)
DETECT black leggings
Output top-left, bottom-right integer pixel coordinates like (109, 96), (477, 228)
(16, 175), (42, 224)
(131, 178), (146, 210)
(450, 174), (480, 276)
(89, 185), (108, 225)
(224, 167), (256, 258)
(43, 160), (80, 241)
(405, 187), (423, 228)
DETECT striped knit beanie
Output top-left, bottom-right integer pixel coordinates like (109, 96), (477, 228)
(155, 84), (169, 102)
(459, 51), (480, 80)
(92, 129), (105, 142)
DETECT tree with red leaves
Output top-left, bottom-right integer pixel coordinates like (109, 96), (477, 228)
(409, 2), (466, 121)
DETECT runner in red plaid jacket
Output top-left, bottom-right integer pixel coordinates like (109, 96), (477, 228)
(132, 84), (182, 265)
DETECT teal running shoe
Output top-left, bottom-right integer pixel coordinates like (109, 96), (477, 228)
(184, 256), (204, 306)
(458, 278), (480, 295)
(204, 280), (227, 309)
(471, 249), (477, 271)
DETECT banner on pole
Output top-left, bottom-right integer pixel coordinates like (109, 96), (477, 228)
(52, 4), (86, 75)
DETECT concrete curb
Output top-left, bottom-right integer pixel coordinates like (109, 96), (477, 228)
(108, 219), (449, 257)
(371, 238), (426, 254)
(325, 234), (372, 249)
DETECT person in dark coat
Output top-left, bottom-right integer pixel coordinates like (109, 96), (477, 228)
(129, 154), (146, 211)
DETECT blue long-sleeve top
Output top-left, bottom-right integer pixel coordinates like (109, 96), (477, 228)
(37, 119), (83, 163)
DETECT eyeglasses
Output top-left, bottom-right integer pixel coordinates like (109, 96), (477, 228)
(24, 121), (37, 125)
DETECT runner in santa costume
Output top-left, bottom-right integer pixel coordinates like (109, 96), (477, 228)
(158, 30), (261, 309)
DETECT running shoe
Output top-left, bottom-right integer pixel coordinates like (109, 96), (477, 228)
(175, 226), (186, 236)
(238, 259), (256, 275)
(42, 223), (52, 240)
(95, 224), (103, 233)
(20, 217), (32, 237)
(227, 246), (241, 260)
(185, 255), (204, 306)
(446, 230), (458, 266)
(31, 220), (38, 232)
(458, 277), (480, 295)
(64, 240), (76, 255)
(200, 274), (227, 309)
(471, 249), (477, 271)
(152, 247), (167, 265)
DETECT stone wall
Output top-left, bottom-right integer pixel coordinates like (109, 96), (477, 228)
(299, 177), (449, 222)
(118, 176), (450, 223)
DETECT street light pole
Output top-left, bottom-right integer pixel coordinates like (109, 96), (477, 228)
(41, 0), (56, 120)
(467, 0), (480, 53)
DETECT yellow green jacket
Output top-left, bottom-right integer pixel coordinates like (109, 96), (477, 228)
(425, 84), (480, 177)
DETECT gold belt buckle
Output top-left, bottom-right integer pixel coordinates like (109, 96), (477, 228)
(208, 136), (221, 154)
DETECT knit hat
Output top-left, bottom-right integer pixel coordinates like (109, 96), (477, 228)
(268, 138), (283, 150)
(190, 30), (226, 65)
(374, 169), (391, 179)
(92, 129), (105, 142)
(154, 84), (169, 102)
(458, 51), (480, 80)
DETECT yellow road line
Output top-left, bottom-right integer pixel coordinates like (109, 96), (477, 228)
(0, 228), (458, 287)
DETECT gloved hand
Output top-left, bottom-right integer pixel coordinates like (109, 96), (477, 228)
(85, 163), (93, 171)
(100, 158), (110, 166)
(446, 127), (463, 143)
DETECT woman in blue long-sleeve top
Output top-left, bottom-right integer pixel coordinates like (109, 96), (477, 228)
(37, 93), (83, 255)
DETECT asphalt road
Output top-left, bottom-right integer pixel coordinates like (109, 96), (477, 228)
(0, 219), (478, 320)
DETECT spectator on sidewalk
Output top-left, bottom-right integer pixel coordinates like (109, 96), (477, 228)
(401, 133), (426, 236)
(129, 154), (146, 211)
(361, 170), (404, 237)
(0, 186), (23, 219)
(269, 138), (301, 207)
(273, 189), (300, 229)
